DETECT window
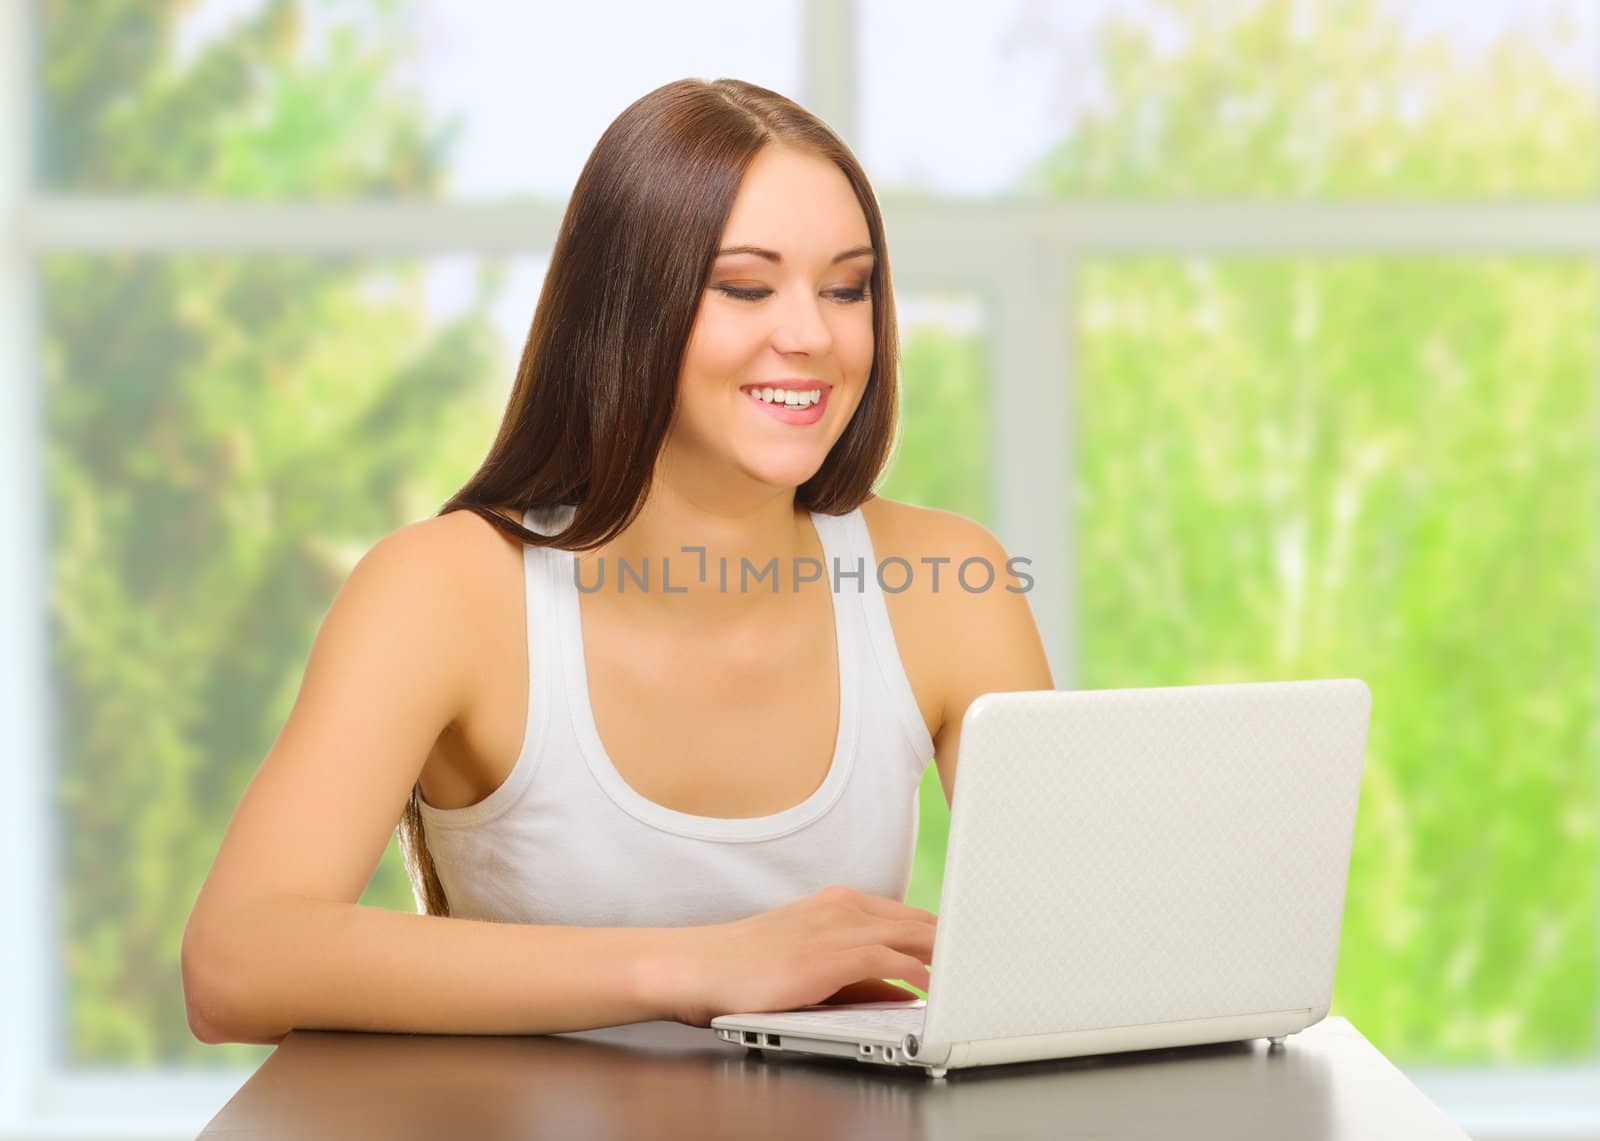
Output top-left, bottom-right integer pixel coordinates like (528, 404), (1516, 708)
(4, 2), (1595, 1136)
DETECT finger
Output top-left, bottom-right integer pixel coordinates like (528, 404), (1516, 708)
(818, 919), (935, 962)
(847, 946), (932, 991)
(841, 890), (940, 926)
(862, 919), (937, 959)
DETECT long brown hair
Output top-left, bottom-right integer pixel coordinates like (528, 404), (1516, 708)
(398, 77), (906, 917)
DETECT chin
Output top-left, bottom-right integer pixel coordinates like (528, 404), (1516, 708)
(744, 459), (825, 490)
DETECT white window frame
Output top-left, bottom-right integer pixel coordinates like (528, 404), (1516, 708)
(0, 1), (1595, 1137)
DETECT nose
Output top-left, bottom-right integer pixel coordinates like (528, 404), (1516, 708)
(768, 287), (835, 357)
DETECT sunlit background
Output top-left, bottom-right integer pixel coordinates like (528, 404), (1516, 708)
(1, 1), (1596, 1137)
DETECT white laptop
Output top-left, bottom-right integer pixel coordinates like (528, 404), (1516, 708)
(711, 678), (1372, 1078)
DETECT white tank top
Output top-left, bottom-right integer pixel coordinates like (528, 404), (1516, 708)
(415, 502), (937, 927)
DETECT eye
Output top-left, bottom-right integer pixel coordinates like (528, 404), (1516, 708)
(713, 285), (872, 304)
(714, 285), (769, 301)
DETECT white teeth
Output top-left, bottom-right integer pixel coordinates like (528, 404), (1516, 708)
(748, 387), (821, 408)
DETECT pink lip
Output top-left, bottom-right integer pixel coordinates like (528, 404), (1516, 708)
(742, 383), (829, 425)
(741, 379), (831, 392)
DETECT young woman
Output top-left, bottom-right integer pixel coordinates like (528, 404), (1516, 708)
(182, 78), (1054, 1046)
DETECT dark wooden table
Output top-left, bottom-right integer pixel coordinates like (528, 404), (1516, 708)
(197, 1015), (1470, 1139)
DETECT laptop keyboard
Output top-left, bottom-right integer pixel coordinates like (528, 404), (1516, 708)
(771, 1005), (926, 1036)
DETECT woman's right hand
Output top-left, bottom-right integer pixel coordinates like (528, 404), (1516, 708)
(649, 885), (939, 1028)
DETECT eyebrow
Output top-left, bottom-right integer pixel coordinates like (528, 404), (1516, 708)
(714, 244), (877, 266)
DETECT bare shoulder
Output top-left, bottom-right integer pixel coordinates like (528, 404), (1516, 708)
(405, 505), (528, 594)
(859, 493), (1007, 564)
(374, 506), (530, 673)
(860, 493), (1054, 803)
(858, 495), (1034, 646)
(422, 503), (529, 552)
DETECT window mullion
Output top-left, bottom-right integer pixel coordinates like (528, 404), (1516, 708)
(0, 0), (58, 1130)
(987, 239), (1072, 688)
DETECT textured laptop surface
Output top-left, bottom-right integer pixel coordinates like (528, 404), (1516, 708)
(713, 679), (1372, 1073)
(920, 679), (1371, 1050)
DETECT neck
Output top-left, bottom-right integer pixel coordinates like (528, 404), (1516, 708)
(573, 484), (819, 628)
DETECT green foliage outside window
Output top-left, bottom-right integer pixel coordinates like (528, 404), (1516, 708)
(37, 0), (1598, 1069)
(1073, 257), (1598, 1064)
(42, 0), (499, 1068)
(1023, 0), (1599, 1065)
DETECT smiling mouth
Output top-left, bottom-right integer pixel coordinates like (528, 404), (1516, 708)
(740, 385), (828, 409)
(740, 384), (830, 424)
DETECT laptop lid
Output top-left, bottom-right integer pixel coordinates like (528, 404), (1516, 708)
(919, 678), (1371, 1053)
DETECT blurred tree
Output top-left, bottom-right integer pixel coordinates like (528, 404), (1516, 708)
(1017, 0), (1595, 198)
(1015, 0), (1599, 1064)
(882, 320), (992, 527)
(36, 0), (1599, 1076)
(41, 0), (501, 1067)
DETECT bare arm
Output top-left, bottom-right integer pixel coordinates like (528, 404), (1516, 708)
(181, 512), (935, 1044)
(186, 894), (678, 1043)
(181, 512), (675, 1042)
(924, 509), (1056, 806)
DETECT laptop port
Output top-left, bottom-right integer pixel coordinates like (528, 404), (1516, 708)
(742, 1031), (758, 1045)
(860, 1044), (875, 1055)
(764, 1034), (781, 1047)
